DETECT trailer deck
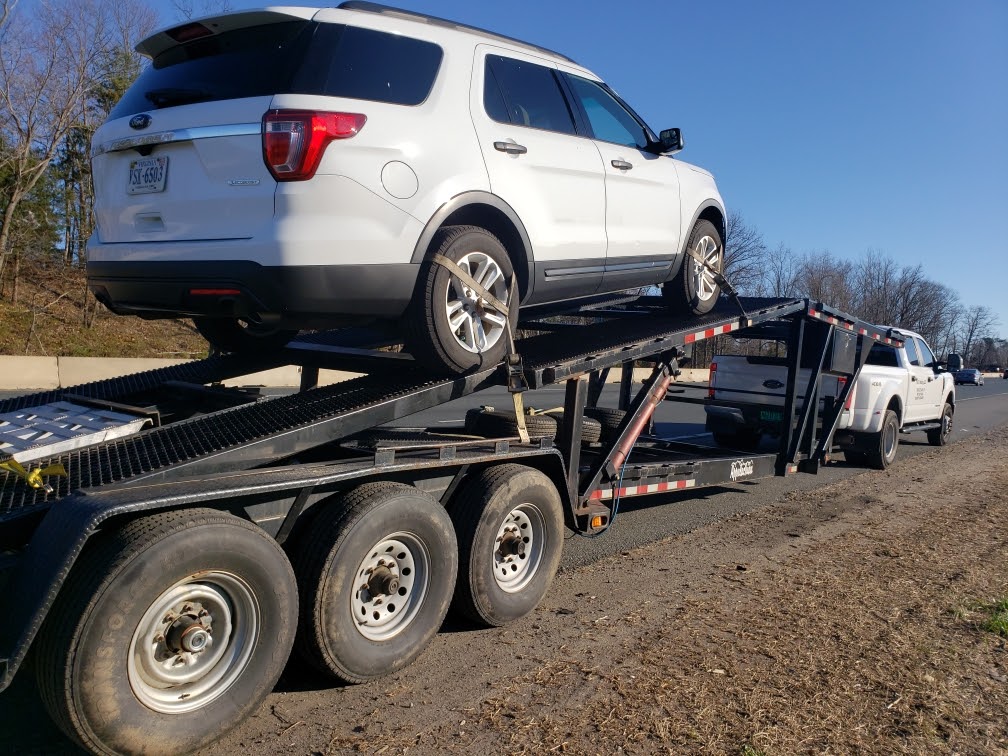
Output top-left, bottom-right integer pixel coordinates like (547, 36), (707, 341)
(0, 293), (907, 754)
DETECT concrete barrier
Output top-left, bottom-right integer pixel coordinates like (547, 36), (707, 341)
(1, 355), (709, 392)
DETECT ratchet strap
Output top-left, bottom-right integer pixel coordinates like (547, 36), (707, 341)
(0, 457), (68, 494)
(682, 243), (748, 319)
(431, 252), (530, 442)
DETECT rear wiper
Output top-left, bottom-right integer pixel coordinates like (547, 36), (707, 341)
(144, 88), (212, 108)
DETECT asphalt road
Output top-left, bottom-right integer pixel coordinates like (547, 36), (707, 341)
(0, 377), (1006, 754)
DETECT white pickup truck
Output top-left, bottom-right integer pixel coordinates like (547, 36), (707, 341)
(704, 328), (955, 469)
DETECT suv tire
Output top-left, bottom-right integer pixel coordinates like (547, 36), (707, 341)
(407, 226), (518, 375)
(662, 219), (723, 315)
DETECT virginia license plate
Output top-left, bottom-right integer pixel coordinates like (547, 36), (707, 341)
(127, 156), (168, 195)
(759, 409), (783, 422)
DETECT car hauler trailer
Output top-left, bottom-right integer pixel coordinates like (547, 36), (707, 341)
(0, 295), (903, 755)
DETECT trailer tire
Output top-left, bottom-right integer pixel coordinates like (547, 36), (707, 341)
(292, 482), (457, 684)
(34, 509), (297, 756)
(465, 408), (603, 443)
(450, 464), (564, 627)
(864, 409), (899, 469)
(662, 219), (723, 315)
(194, 317), (298, 353)
(406, 225), (518, 375)
(927, 401), (953, 446)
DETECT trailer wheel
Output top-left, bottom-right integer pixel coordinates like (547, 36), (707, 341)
(293, 482), (457, 683)
(662, 219), (723, 315)
(450, 464), (564, 627)
(864, 409), (899, 469)
(194, 317), (297, 353)
(465, 407), (603, 443)
(927, 402), (953, 446)
(406, 225), (518, 375)
(34, 509), (297, 756)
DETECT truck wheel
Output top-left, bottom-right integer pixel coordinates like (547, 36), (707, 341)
(450, 464), (564, 627)
(194, 317), (297, 353)
(865, 409), (899, 469)
(927, 401), (953, 446)
(34, 509), (297, 756)
(406, 225), (518, 375)
(662, 219), (723, 315)
(293, 482), (457, 683)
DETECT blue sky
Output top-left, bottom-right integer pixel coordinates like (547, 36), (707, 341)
(145, 0), (1008, 335)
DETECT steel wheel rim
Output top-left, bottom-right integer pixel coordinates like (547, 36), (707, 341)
(883, 420), (897, 459)
(942, 409), (952, 439)
(444, 251), (509, 354)
(691, 235), (722, 302)
(128, 571), (260, 714)
(351, 532), (430, 641)
(493, 503), (546, 593)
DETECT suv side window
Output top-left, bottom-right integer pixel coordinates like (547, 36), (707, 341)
(904, 338), (921, 367)
(565, 74), (649, 149)
(916, 338), (937, 368)
(484, 55), (577, 135)
(308, 25), (443, 106)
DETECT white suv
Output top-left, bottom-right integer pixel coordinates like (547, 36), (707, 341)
(88, 1), (727, 374)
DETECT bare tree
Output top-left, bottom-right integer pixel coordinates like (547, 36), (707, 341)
(757, 243), (799, 298)
(959, 305), (1000, 366)
(0, 0), (156, 288)
(721, 211), (766, 295)
(170, 0), (232, 20)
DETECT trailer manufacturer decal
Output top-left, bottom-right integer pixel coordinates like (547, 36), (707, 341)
(730, 459), (754, 481)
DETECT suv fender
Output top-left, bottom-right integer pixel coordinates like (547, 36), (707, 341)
(411, 191), (535, 303)
(667, 199), (726, 281)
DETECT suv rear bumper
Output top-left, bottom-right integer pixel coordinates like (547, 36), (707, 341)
(88, 260), (418, 323)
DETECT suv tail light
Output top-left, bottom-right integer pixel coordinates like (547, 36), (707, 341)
(708, 361), (717, 399)
(262, 110), (366, 181)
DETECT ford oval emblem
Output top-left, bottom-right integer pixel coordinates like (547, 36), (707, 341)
(763, 379), (785, 389)
(129, 114), (152, 130)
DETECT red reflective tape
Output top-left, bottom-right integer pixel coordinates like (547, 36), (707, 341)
(859, 328), (867, 335)
(704, 328), (716, 338)
(809, 309), (819, 317)
(589, 489), (604, 500)
(685, 333), (696, 344)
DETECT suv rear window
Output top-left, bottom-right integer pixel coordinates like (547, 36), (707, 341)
(110, 21), (443, 119)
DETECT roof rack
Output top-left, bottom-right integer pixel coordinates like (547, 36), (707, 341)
(337, 1), (579, 65)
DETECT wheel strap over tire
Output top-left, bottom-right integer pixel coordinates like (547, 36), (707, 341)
(430, 252), (530, 443)
(682, 243), (748, 318)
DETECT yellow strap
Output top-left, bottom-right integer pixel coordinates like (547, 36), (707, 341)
(511, 391), (530, 444)
(0, 459), (68, 494)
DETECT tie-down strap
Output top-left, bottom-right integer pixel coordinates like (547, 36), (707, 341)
(430, 252), (530, 442)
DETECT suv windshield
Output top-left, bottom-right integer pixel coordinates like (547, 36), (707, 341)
(111, 21), (443, 119)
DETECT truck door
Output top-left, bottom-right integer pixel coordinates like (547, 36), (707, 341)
(902, 338), (937, 422)
(914, 337), (944, 417)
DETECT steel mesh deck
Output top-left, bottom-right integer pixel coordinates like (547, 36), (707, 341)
(0, 371), (448, 519)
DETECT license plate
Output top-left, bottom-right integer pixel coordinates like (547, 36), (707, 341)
(759, 409), (783, 422)
(127, 156), (168, 194)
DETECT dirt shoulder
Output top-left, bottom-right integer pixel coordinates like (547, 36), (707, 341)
(208, 427), (1008, 756)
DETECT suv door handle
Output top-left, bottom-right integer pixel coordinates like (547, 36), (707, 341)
(611, 159), (633, 170)
(494, 141), (527, 155)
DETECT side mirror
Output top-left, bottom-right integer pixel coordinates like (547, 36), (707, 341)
(656, 127), (684, 155)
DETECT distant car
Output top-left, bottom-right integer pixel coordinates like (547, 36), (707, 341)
(954, 368), (983, 386)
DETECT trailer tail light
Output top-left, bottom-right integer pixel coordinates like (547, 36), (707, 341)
(837, 376), (854, 410)
(262, 110), (366, 181)
(708, 361), (717, 399)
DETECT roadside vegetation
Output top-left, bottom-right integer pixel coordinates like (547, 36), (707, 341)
(1, 0), (1004, 362)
